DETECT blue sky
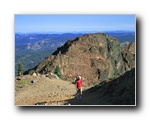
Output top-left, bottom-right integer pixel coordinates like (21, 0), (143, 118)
(15, 15), (135, 33)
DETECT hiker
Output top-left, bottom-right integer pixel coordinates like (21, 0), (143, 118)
(75, 76), (82, 99)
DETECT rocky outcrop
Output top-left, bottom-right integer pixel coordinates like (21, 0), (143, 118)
(27, 33), (135, 86)
(122, 42), (135, 54)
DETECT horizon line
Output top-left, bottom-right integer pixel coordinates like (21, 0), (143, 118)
(15, 30), (135, 34)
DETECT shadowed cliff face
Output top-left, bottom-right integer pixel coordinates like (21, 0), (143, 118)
(28, 33), (135, 86)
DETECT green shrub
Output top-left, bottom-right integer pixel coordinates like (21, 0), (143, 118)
(54, 65), (62, 79)
(18, 63), (24, 75)
(16, 80), (27, 88)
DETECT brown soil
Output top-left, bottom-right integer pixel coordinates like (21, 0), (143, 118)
(15, 75), (77, 105)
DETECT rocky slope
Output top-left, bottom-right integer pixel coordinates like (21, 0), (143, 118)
(27, 33), (135, 86)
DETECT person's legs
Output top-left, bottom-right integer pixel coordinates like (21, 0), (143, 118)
(79, 88), (82, 99)
(80, 87), (82, 95)
(76, 89), (80, 99)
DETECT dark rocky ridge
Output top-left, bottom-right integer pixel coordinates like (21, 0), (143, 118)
(67, 68), (135, 105)
(27, 33), (135, 86)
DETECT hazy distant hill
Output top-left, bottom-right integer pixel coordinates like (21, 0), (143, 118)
(106, 31), (135, 43)
(15, 33), (84, 52)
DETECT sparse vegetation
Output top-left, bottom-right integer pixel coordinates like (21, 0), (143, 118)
(16, 80), (27, 88)
(54, 65), (62, 79)
(18, 63), (24, 75)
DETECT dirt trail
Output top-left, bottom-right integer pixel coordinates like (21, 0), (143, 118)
(15, 75), (87, 105)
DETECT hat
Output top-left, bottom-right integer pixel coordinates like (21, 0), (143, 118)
(78, 76), (81, 80)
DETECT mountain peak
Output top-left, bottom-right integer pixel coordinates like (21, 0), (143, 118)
(27, 33), (135, 86)
(52, 33), (118, 55)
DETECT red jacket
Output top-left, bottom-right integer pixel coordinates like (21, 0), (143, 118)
(75, 79), (82, 89)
